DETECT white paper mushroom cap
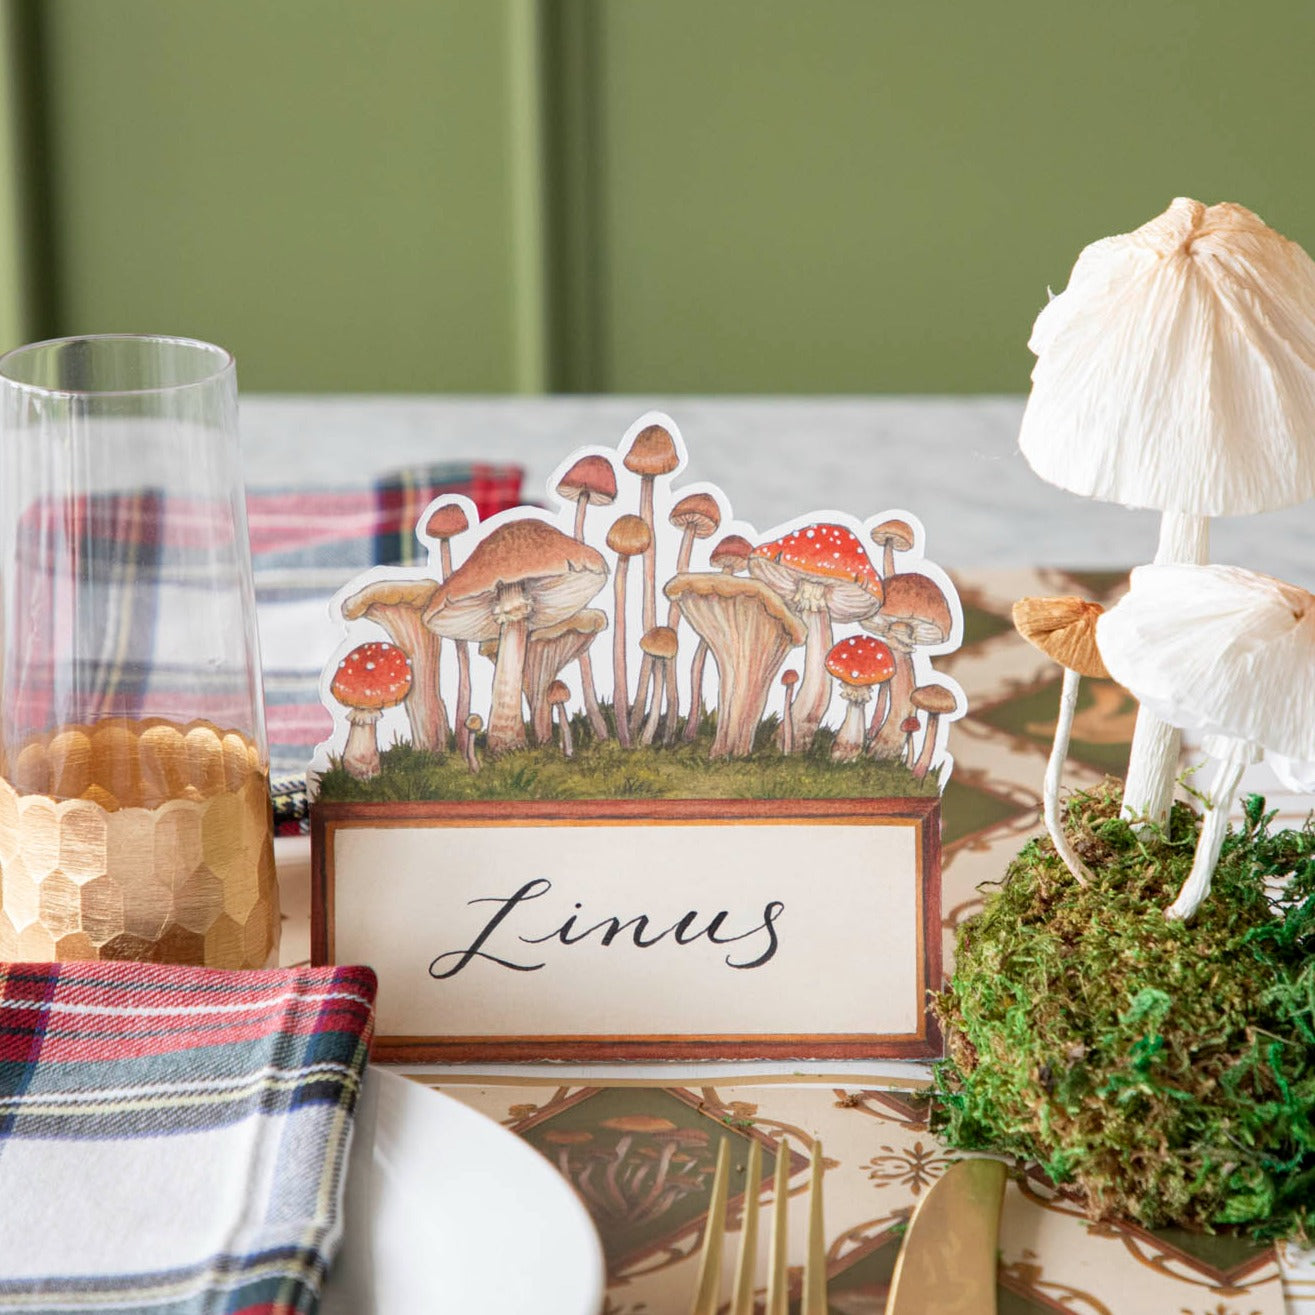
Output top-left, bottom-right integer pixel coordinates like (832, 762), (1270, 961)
(1096, 563), (1315, 761)
(1020, 198), (1315, 516)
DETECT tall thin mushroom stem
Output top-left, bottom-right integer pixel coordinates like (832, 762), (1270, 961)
(1122, 512), (1210, 828)
(1166, 736), (1256, 921)
(612, 562), (634, 748)
(1044, 668), (1092, 885)
(487, 586), (531, 753)
(439, 536), (471, 756)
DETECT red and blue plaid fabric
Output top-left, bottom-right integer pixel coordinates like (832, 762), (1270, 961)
(0, 960), (376, 1313)
(251, 463), (523, 829)
(10, 461), (523, 834)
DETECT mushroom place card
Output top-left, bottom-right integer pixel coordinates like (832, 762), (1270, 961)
(309, 413), (965, 1062)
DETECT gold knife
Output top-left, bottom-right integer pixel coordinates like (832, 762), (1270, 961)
(884, 1157), (1007, 1315)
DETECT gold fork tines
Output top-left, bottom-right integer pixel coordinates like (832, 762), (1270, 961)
(690, 1137), (827, 1315)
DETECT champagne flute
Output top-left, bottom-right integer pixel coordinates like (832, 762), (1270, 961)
(0, 334), (278, 967)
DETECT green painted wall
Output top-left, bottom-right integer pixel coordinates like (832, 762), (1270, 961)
(14, 0), (1315, 392)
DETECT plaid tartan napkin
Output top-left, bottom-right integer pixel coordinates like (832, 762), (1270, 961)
(0, 961), (377, 1314)
(251, 463), (523, 822)
(11, 461), (524, 833)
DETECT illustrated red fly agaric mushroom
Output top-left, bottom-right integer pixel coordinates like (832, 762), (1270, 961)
(748, 524), (882, 750)
(910, 684), (958, 781)
(424, 500), (474, 756)
(622, 424), (680, 638)
(664, 573), (806, 758)
(861, 572), (952, 759)
(869, 518), (915, 579)
(605, 514), (652, 748)
(556, 454), (618, 541)
(340, 578), (445, 753)
(824, 635), (897, 761)
(422, 519), (606, 754)
(331, 640), (413, 779)
(1012, 595), (1110, 885)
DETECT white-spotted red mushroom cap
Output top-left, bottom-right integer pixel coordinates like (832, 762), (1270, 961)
(1020, 198), (1315, 516)
(749, 524), (883, 621)
(1096, 564), (1315, 760)
(824, 634), (896, 688)
(331, 641), (413, 711)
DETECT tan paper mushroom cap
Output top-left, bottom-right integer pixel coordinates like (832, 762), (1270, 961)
(1012, 596), (1110, 679)
(1096, 564), (1315, 761)
(1020, 198), (1315, 516)
(423, 518), (607, 641)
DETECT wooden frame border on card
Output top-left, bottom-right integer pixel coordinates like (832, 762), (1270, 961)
(311, 796), (942, 1063)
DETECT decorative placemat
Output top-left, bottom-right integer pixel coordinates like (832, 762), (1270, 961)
(411, 567), (1289, 1314)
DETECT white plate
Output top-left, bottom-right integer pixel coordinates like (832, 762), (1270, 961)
(322, 1067), (606, 1314)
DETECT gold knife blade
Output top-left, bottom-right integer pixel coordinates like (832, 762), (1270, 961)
(884, 1157), (1006, 1315)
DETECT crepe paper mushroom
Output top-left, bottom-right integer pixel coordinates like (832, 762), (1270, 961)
(860, 572), (951, 758)
(605, 514), (652, 748)
(1097, 564), (1315, 919)
(547, 680), (574, 757)
(900, 714), (921, 767)
(1011, 595), (1111, 885)
(869, 518), (915, 579)
(1019, 199), (1315, 827)
(331, 641), (413, 780)
(682, 533), (754, 742)
(664, 573), (807, 758)
(464, 714), (482, 774)
(522, 609), (608, 745)
(637, 625), (678, 747)
(910, 684), (958, 781)
(824, 635), (897, 761)
(748, 524), (882, 750)
(340, 577), (447, 754)
(423, 519), (607, 755)
(425, 501), (474, 756)
(557, 454), (618, 541)
(622, 424), (680, 636)
(779, 668), (800, 754)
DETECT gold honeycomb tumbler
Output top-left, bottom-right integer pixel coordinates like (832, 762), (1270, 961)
(0, 337), (278, 968)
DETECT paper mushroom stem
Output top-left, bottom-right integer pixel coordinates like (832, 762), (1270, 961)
(1167, 742), (1253, 921)
(486, 586), (531, 753)
(1043, 668), (1093, 886)
(868, 644), (914, 759)
(342, 708), (383, 779)
(831, 686), (871, 762)
(440, 538), (473, 759)
(792, 604), (834, 749)
(576, 650), (609, 742)
(611, 562), (633, 748)
(683, 639), (710, 743)
(1121, 512), (1211, 828)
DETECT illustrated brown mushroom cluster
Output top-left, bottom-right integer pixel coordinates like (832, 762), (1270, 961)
(325, 419), (962, 780)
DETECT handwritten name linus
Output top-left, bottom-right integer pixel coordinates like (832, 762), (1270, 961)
(429, 879), (785, 980)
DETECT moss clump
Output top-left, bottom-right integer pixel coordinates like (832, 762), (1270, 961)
(317, 711), (937, 803)
(933, 782), (1315, 1241)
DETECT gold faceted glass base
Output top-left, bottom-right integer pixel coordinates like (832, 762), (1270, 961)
(0, 721), (279, 968)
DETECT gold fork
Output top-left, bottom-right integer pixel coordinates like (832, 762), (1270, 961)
(690, 1136), (827, 1315)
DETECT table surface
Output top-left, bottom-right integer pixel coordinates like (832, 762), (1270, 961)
(240, 393), (1315, 590)
(254, 395), (1296, 1315)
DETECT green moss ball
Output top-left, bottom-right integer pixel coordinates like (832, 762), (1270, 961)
(933, 783), (1315, 1241)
